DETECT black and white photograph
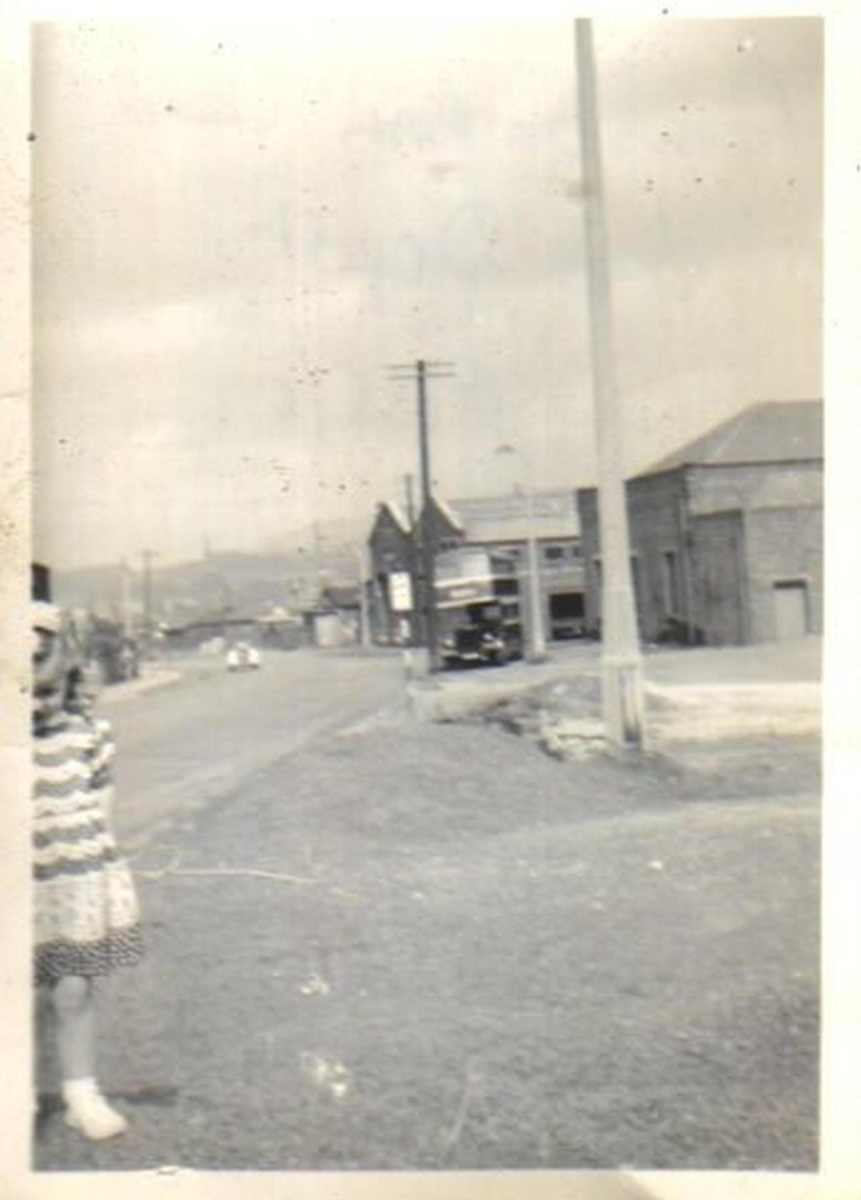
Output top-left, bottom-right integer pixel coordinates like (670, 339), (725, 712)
(3, 4), (860, 1195)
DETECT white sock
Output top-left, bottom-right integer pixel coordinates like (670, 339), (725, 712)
(62, 1076), (128, 1139)
(62, 1076), (100, 1104)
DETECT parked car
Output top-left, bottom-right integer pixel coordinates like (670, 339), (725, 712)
(226, 642), (261, 671)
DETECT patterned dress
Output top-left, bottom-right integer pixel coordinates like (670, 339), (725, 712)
(33, 710), (143, 986)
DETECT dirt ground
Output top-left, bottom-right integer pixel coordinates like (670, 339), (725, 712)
(34, 692), (820, 1172)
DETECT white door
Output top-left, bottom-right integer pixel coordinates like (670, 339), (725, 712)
(773, 582), (808, 640)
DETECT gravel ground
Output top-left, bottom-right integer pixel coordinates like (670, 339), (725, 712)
(34, 711), (819, 1173)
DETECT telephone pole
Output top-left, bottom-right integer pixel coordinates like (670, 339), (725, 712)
(387, 358), (455, 673)
(119, 559), (133, 638)
(575, 19), (644, 748)
(354, 545), (371, 649)
(524, 489), (548, 661)
(141, 549), (157, 653)
(403, 473), (415, 529)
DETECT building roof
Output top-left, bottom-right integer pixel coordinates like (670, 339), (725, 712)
(384, 500), (412, 534)
(445, 490), (580, 543)
(371, 500), (412, 536)
(637, 400), (823, 478)
(433, 497), (466, 535)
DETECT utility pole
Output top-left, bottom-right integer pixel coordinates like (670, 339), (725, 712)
(575, 19), (644, 748)
(403, 473), (415, 529)
(403, 472), (418, 648)
(524, 489), (548, 661)
(354, 545), (371, 648)
(387, 358), (455, 673)
(119, 559), (133, 638)
(141, 549), (157, 654)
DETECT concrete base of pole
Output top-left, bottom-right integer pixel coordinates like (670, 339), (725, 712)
(601, 653), (646, 749)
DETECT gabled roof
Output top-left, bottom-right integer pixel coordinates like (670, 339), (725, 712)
(637, 400), (823, 479)
(432, 496), (466, 534)
(372, 500), (412, 535)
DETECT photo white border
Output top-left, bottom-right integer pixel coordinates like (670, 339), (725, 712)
(2, 1), (859, 1197)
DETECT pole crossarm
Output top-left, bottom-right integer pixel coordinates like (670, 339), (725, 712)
(386, 367), (456, 381)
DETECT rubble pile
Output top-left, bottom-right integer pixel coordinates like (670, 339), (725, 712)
(481, 675), (609, 762)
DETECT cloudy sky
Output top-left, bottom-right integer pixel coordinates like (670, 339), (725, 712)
(31, 16), (822, 569)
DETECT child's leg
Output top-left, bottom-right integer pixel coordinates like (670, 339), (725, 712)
(52, 976), (95, 1080)
(51, 976), (128, 1139)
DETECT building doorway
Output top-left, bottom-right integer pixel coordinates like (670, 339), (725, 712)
(773, 580), (809, 640)
(549, 591), (585, 639)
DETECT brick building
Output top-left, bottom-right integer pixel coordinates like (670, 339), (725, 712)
(576, 401), (824, 645)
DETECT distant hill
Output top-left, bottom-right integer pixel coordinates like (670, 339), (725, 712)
(53, 546), (364, 626)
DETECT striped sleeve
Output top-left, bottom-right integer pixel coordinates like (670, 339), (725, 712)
(88, 717), (116, 789)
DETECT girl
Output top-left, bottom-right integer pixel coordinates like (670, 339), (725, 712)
(32, 600), (143, 1139)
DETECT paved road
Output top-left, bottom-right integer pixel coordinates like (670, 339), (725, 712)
(102, 647), (407, 850)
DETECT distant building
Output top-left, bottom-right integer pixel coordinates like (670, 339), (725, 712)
(317, 583), (362, 614)
(367, 501), (417, 644)
(576, 400), (824, 645)
(312, 583), (362, 647)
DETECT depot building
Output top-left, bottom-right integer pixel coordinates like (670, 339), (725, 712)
(367, 489), (585, 645)
(576, 400), (824, 646)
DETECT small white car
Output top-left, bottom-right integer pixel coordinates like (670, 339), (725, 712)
(226, 642), (261, 671)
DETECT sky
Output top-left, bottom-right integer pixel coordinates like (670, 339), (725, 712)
(31, 16), (823, 570)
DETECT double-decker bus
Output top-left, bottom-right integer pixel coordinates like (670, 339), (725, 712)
(435, 548), (522, 667)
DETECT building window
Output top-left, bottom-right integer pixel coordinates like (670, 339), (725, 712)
(543, 546), (565, 562)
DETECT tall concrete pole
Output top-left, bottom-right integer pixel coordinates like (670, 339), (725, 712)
(575, 19), (644, 748)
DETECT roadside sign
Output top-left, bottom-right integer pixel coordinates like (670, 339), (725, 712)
(389, 571), (413, 612)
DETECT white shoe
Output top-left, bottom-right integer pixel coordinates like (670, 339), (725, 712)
(63, 1089), (128, 1140)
